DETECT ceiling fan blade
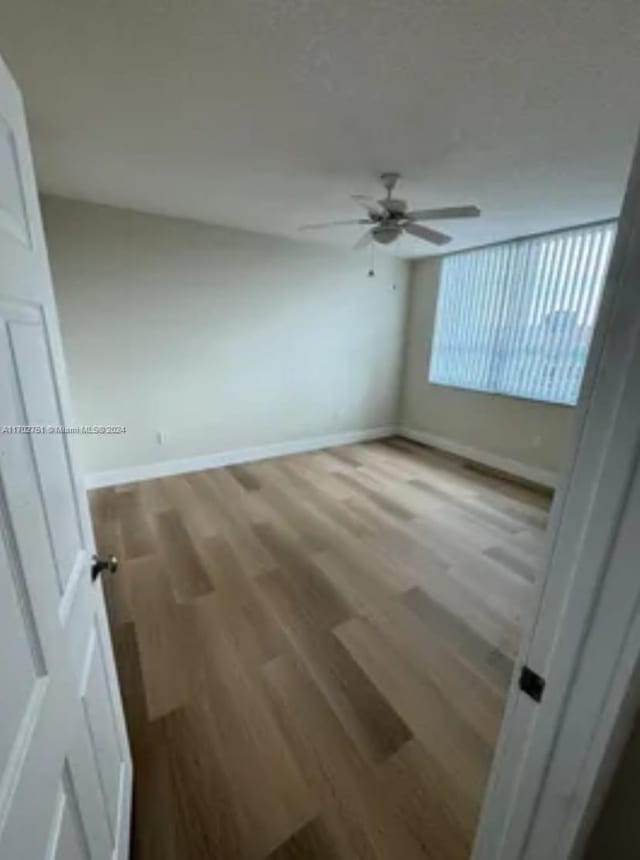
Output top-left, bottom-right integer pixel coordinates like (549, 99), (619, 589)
(299, 218), (370, 231)
(406, 205), (480, 221)
(404, 223), (452, 246)
(354, 229), (373, 249)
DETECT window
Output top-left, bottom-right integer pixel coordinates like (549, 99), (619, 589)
(429, 222), (616, 405)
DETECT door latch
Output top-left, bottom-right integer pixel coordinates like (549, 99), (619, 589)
(519, 665), (546, 703)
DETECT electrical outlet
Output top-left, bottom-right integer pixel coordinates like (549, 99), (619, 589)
(156, 430), (165, 445)
(532, 435), (542, 449)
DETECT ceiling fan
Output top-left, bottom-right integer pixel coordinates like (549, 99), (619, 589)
(299, 173), (480, 248)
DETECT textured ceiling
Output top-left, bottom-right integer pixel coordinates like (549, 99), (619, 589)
(1, 0), (639, 258)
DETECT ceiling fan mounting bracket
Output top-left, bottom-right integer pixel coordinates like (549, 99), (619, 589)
(380, 172), (401, 195)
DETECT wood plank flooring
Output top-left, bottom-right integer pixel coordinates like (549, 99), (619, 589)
(90, 438), (551, 860)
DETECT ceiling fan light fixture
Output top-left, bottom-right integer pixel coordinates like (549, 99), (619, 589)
(372, 225), (401, 245)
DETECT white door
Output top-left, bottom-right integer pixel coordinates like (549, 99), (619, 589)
(473, 130), (640, 858)
(0, 55), (131, 860)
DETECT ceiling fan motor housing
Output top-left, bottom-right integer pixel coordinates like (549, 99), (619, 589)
(381, 198), (407, 215)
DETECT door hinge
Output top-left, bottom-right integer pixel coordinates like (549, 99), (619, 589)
(519, 665), (546, 703)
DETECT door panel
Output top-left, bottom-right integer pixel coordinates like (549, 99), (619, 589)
(9, 317), (83, 588)
(67, 720), (114, 860)
(0, 53), (131, 860)
(48, 770), (92, 860)
(0, 529), (41, 772)
(83, 627), (127, 835)
(0, 113), (29, 244)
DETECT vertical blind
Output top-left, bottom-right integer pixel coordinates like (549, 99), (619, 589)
(429, 221), (616, 405)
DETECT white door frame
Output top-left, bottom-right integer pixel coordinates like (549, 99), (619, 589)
(472, 127), (640, 859)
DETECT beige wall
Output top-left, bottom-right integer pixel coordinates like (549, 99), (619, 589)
(43, 196), (578, 483)
(42, 197), (409, 476)
(400, 257), (575, 480)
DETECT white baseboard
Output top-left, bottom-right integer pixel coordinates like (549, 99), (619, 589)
(85, 424), (558, 491)
(398, 426), (558, 489)
(84, 426), (398, 489)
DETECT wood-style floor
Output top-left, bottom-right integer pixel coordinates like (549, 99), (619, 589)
(90, 438), (551, 860)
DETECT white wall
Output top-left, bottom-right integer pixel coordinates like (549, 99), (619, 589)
(42, 197), (409, 478)
(400, 257), (575, 483)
